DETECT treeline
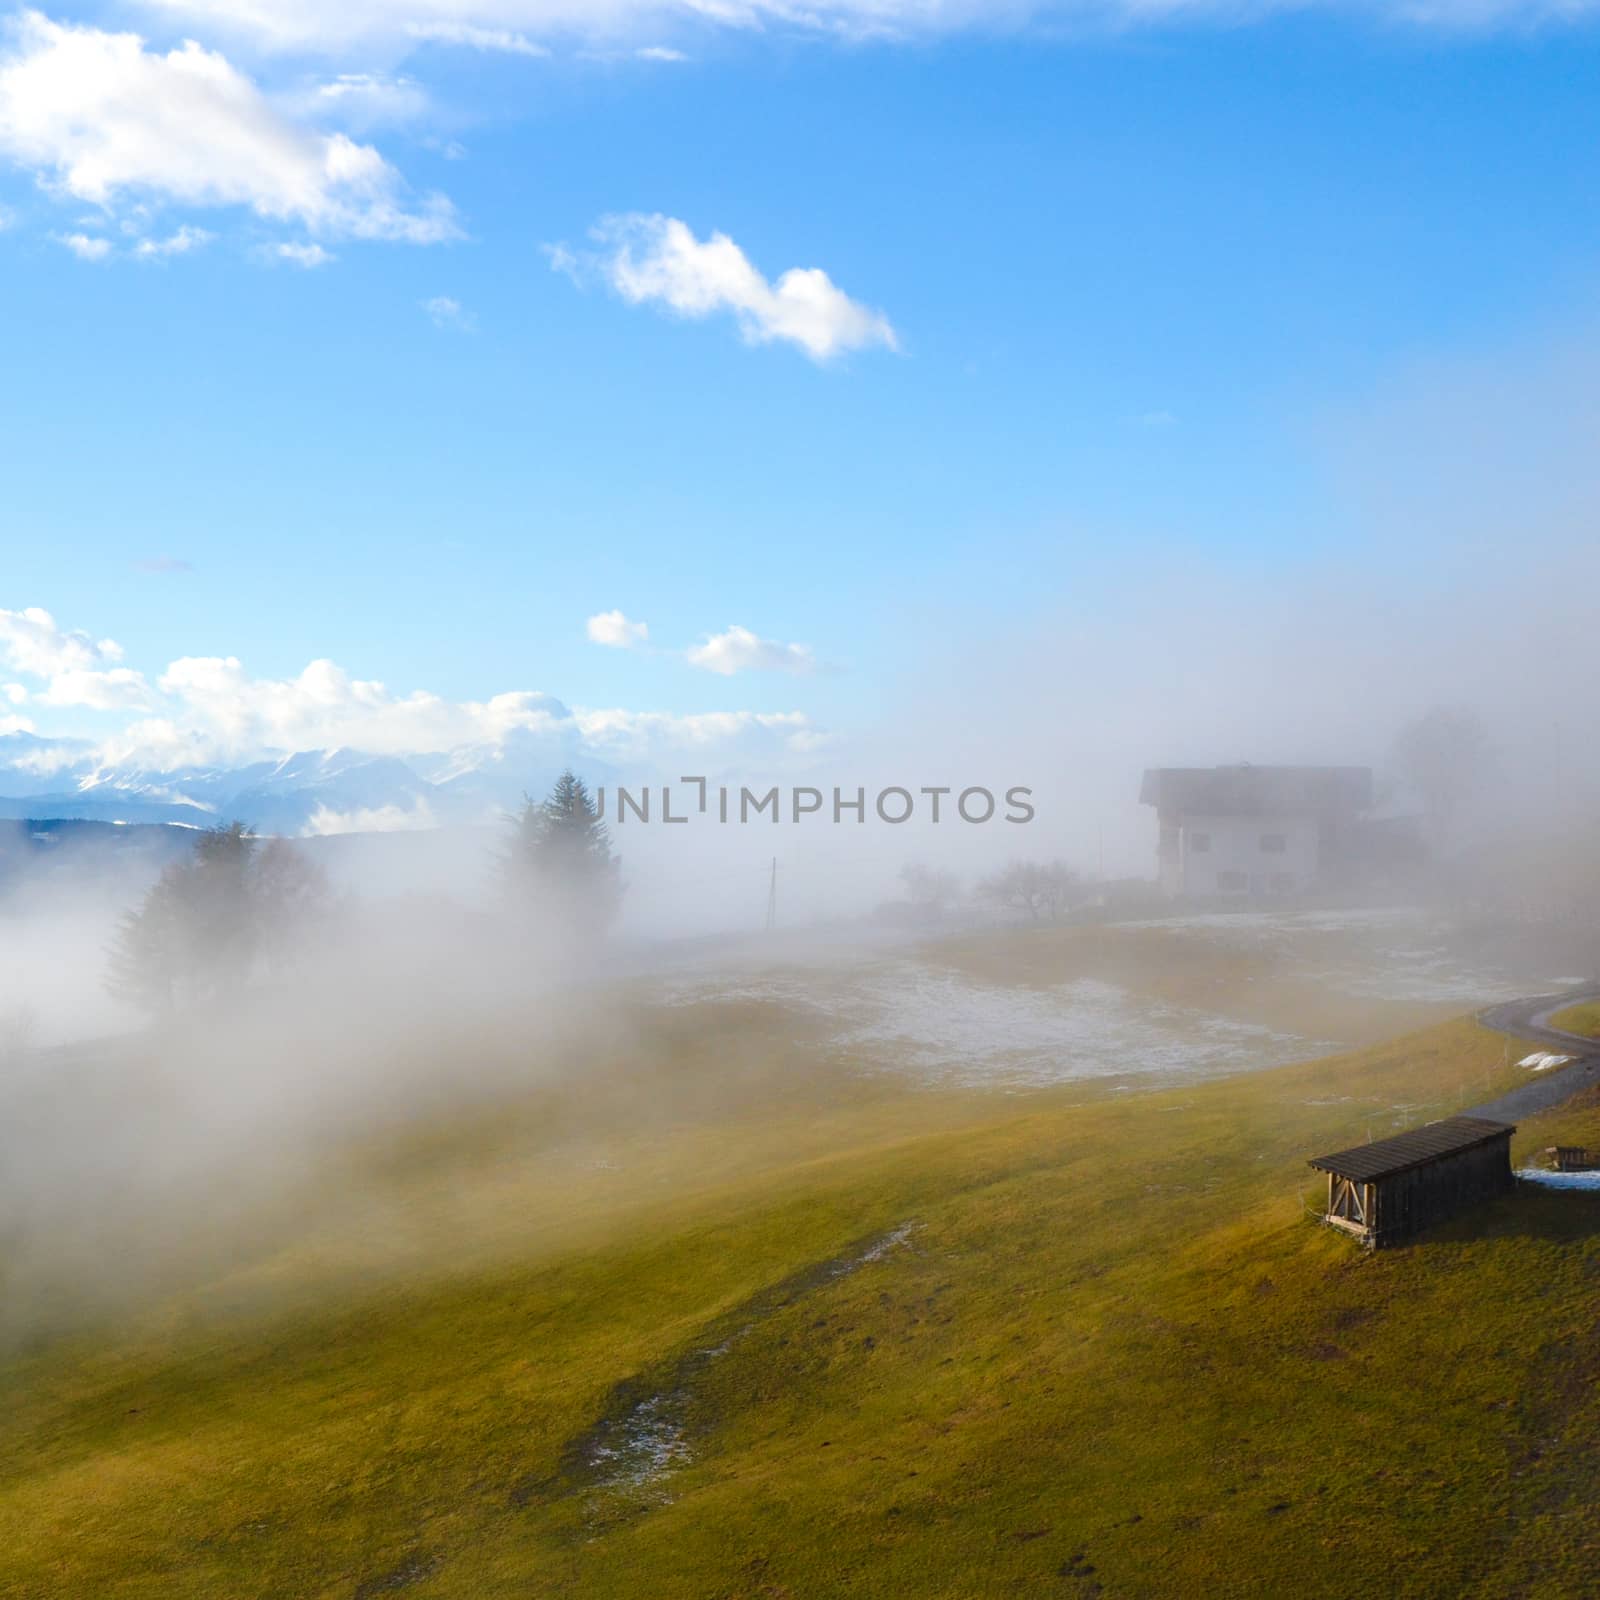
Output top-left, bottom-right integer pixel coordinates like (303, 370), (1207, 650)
(106, 770), (620, 1016)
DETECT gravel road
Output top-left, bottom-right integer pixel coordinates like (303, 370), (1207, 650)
(1471, 990), (1600, 1122)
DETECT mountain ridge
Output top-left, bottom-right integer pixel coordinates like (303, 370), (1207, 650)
(0, 732), (623, 836)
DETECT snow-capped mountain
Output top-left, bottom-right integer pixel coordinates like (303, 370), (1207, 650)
(0, 732), (623, 835)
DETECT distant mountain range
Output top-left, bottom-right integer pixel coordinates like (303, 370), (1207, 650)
(0, 730), (624, 835)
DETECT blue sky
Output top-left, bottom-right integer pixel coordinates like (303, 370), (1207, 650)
(4, 2), (1600, 776)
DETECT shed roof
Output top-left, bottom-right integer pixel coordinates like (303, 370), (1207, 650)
(1308, 1116), (1515, 1182)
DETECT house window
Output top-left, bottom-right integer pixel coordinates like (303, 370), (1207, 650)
(1189, 832), (1211, 853)
(1217, 870), (1248, 892)
(1269, 872), (1295, 894)
(1260, 833), (1287, 854)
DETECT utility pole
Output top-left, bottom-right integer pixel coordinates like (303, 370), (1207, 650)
(764, 856), (777, 933)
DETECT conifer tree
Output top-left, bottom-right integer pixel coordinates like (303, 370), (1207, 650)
(503, 770), (622, 938)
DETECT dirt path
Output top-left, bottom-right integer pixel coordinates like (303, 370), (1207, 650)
(1470, 990), (1600, 1122)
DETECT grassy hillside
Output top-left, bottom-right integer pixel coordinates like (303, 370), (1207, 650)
(1548, 1001), (1600, 1040)
(3, 1008), (1599, 1598)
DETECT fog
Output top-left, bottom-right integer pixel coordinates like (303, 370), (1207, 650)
(4, 318), (1600, 1347)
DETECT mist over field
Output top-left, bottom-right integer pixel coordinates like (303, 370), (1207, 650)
(4, 579), (1599, 1344)
(7, 392), (1600, 1340)
(10, 9), (1600, 1590)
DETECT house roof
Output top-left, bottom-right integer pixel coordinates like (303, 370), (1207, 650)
(1308, 1116), (1515, 1182)
(1139, 765), (1373, 817)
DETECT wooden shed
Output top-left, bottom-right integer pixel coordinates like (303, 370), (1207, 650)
(1308, 1116), (1515, 1249)
(1546, 1146), (1599, 1173)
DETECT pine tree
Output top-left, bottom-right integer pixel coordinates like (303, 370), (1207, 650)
(106, 858), (203, 1015)
(504, 770), (623, 938)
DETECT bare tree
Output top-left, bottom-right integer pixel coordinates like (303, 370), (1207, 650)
(1389, 706), (1490, 850)
(0, 1002), (38, 1069)
(978, 859), (1082, 923)
(1036, 860), (1083, 922)
(899, 862), (960, 921)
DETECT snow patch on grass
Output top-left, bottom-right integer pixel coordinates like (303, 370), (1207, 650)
(1518, 1169), (1600, 1190)
(659, 963), (1329, 1089)
(832, 968), (1323, 1088)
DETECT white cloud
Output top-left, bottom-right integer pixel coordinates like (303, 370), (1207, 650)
(2, 604), (826, 776)
(303, 797), (436, 836)
(572, 707), (819, 762)
(267, 240), (335, 267)
(0, 607), (152, 708)
(422, 293), (475, 329)
(89, 657), (823, 772)
(568, 214), (898, 362)
(133, 223), (213, 258)
(636, 45), (689, 61)
(126, 0), (1600, 60)
(586, 609), (649, 648)
(126, 0), (851, 52)
(130, 655), (567, 764)
(56, 230), (111, 259)
(542, 239), (579, 281)
(37, 667), (152, 710)
(403, 21), (548, 55)
(0, 607), (124, 679)
(301, 72), (430, 129)
(0, 12), (458, 244)
(0, 733), (86, 775)
(686, 624), (815, 676)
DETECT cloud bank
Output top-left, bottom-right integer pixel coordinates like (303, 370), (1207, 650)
(0, 11), (457, 246)
(0, 607), (151, 710)
(6, 1), (1587, 271)
(0, 606), (823, 777)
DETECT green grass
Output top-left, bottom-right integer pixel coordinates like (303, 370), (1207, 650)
(1548, 1001), (1600, 1040)
(4, 1010), (1600, 1598)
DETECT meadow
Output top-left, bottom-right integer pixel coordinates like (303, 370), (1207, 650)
(3, 920), (1598, 1598)
(1548, 1002), (1600, 1040)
